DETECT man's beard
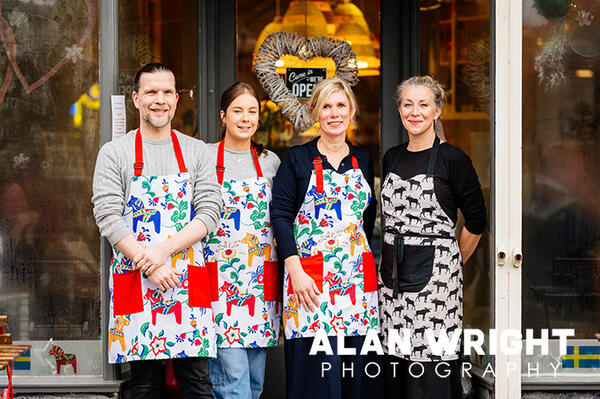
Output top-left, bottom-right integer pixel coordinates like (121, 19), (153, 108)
(143, 113), (172, 128)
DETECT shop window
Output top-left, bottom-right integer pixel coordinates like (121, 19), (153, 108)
(419, 0), (491, 358)
(237, 0), (381, 171)
(119, 0), (199, 136)
(522, 0), (600, 375)
(0, 0), (101, 376)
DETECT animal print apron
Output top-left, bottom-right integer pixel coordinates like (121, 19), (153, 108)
(108, 129), (216, 363)
(202, 141), (280, 348)
(379, 137), (462, 361)
(283, 155), (379, 339)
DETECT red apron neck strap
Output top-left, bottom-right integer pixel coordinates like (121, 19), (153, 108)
(351, 155), (359, 170)
(134, 129), (187, 176)
(216, 140), (226, 185)
(216, 141), (264, 185)
(251, 146), (264, 178)
(313, 157), (324, 194)
(134, 129), (144, 176)
(170, 130), (187, 173)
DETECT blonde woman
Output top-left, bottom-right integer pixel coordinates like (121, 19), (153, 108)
(272, 77), (381, 399)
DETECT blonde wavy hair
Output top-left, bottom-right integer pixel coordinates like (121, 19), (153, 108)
(308, 77), (358, 127)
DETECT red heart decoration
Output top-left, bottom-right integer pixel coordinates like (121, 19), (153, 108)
(0, 0), (97, 97)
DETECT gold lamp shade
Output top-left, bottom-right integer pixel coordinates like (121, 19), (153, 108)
(310, 0), (336, 35)
(333, 0), (371, 36)
(280, 1), (328, 37)
(276, 1), (332, 75)
(254, 0), (380, 77)
(333, 0), (379, 76)
(334, 23), (380, 76)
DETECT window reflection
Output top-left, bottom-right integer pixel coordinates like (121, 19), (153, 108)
(523, 0), (600, 338)
(118, 0), (199, 135)
(0, 0), (100, 376)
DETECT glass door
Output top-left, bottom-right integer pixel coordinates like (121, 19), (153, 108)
(521, 0), (600, 387)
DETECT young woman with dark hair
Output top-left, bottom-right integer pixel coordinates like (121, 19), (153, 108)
(202, 82), (281, 399)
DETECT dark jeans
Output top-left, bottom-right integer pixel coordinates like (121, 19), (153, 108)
(129, 357), (213, 399)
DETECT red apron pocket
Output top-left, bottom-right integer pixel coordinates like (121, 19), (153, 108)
(188, 265), (211, 308)
(362, 251), (377, 293)
(263, 260), (280, 301)
(113, 270), (144, 316)
(288, 253), (324, 294)
(206, 261), (219, 302)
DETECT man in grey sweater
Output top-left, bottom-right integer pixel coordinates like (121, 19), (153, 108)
(92, 63), (220, 398)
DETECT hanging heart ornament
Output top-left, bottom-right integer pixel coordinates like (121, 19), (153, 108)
(254, 32), (358, 132)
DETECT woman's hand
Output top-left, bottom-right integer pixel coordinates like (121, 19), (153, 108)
(133, 244), (170, 276)
(146, 264), (184, 291)
(286, 256), (321, 312)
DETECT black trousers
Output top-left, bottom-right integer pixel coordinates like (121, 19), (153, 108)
(383, 355), (462, 399)
(285, 336), (384, 399)
(129, 357), (213, 399)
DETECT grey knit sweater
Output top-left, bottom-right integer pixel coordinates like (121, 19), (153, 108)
(206, 143), (281, 185)
(92, 129), (221, 246)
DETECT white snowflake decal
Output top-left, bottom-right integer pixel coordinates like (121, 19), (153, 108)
(576, 10), (594, 27)
(8, 10), (27, 28)
(535, 27), (567, 90)
(65, 45), (83, 63)
(13, 153), (30, 169)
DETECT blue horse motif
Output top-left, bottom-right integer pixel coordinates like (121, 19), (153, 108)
(203, 245), (215, 261)
(128, 196), (161, 233)
(221, 205), (241, 230)
(307, 186), (342, 220)
(298, 237), (318, 258)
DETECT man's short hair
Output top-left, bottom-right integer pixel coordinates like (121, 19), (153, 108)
(133, 63), (175, 93)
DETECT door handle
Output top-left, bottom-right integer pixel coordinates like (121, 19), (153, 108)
(512, 249), (523, 268)
(497, 249), (506, 266)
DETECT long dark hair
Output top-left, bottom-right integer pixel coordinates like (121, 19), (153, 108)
(219, 82), (266, 156)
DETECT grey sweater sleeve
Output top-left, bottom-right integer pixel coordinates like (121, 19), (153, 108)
(92, 139), (131, 245)
(91, 130), (221, 244)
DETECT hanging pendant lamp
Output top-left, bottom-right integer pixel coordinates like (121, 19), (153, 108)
(277, 0), (335, 75)
(333, 0), (380, 76)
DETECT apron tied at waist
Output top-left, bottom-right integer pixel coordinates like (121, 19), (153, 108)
(384, 226), (452, 298)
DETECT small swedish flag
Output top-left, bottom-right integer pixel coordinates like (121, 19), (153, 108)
(13, 349), (31, 370)
(562, 346), (600, 368)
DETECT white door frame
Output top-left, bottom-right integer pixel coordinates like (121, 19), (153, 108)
(493, 0), (522, 397)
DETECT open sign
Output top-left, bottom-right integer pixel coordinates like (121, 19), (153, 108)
(285, 68), (327, 99)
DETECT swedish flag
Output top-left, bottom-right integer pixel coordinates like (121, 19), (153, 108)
(13, 349), (31, 370)
(562, 346), (600, 368)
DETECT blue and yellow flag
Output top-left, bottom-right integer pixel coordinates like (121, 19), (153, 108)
(13, 349), (31, 370)
(562, 346), (600, 368)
